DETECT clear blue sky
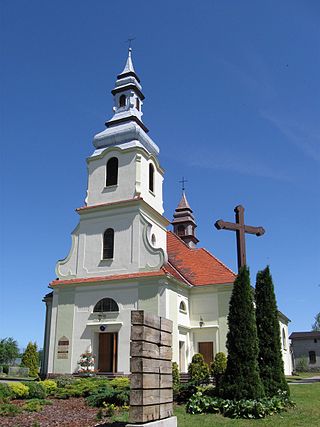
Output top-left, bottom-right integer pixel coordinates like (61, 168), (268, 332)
(1, 1), (319, 349)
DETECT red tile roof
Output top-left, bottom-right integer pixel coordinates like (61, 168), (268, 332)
(51, 270), (166, 286)
(166, 231), (236, 286)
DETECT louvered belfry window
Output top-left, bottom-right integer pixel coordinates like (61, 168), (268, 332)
(119, 94), (126, 107)
(103, 228), (114, 259)
(106, 157), (118, 186)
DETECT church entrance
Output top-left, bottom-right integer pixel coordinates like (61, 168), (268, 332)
(98, 333), (118, 372)
(198, 341), (214, 366)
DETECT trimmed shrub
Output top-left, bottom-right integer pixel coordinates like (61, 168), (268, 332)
(188, 354), (210, 385)
(174, 382), (198, 404)
(220, 266), (264, 400)
(0, 383), (13, 402)
(211, 352), (227, 392)
(22, 382), (46, 399)
(22, 400), (43, 412)
(172, 362), (180, 389)
(86, 383), (130, 407)
(8, 382), (29, 399)
(255, 266), (290, 397)
(0, 403), (22, 417)
(42, 379), (57, 395)
(22, 398), (52, 412)
(21, 342), (39, 377)
(109, 377), (130, 389)
(55, 375), (77, 388)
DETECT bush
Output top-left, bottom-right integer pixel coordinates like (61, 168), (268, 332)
(188, 354), (210, 385)
(8, 382), (29, 399)
(23, 382), (47, 399)
(86, 382), (130, 407)
(0, 403), (22, 417)
(186, 390), (294, 418)
(173, 382), (198, 404)
(211, 352), (227, 392)
(55, 375), (77, 388)
(42, 379), (57, 395)
(1, 365), (9, 375)
(295, 358), (308, 372)
(23, 400), (42, 412)
(109, 377), (130, 389)
(172, 362), (180, 389)
(22, 398), (52, 412)
(0, 383), (13, 402)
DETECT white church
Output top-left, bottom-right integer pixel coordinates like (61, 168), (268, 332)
(41, 49), (292, 377)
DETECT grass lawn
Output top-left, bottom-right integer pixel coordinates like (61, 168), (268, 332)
(174, 383), (320, 426)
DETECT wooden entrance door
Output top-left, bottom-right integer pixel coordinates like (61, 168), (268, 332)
(198, 342), (214, 366)
(98, 333), (118, 372)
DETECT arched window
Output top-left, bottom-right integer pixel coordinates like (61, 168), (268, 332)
(177, 225), (185, 236)
(309, 351), (316, 364)
(103, 228), (114, 259)
(93, 298), (119, 313)
(119, 95), (126, 107)
(179, 301), (187, 312)
(136, 98), (140, 111)
(282, 329), (287, 350)
(149, 163), (154, 192)
(106, 157), (118, 186)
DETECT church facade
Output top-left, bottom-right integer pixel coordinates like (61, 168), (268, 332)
(41, 50), (292, 377)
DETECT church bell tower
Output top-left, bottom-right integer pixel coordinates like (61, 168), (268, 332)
(55, 49), (169, 280)
(172, 192), (199, 248)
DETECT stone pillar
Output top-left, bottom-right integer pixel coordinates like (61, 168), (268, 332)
(127, 310), (177, 427)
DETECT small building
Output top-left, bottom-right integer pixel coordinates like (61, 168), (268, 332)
(289, 331), (320, 371)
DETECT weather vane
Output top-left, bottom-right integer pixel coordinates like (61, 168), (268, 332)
(179, 177), (188, 192)
(126, 37), (136, 49)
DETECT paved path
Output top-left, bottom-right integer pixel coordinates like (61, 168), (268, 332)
(288, 376), (320, 384)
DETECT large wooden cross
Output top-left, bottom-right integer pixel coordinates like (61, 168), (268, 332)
(215, 205), (265, 272)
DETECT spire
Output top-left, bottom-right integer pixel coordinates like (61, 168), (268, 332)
(103, 48), (147, 133)
(93, 47), (159, 157)
(172, 192), (199, 248)
(120, 48), (136, 75)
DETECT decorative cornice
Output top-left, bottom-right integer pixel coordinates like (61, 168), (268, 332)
(106, 115), (149, 133)
(111, 84), (145, 101)
(117, 71), (141, 83)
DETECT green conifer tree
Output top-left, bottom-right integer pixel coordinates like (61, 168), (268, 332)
(255, 266), (289, 396)
(220, 266), (264, 400)
(21, 342), (39, 377)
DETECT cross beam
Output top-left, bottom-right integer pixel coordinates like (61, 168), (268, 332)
(215, 205), (265, 272)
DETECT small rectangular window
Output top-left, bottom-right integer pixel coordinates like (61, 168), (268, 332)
(309, 351), (316, 364)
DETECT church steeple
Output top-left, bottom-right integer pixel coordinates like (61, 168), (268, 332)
(105, 48), (147, 133)
(172, 192), (199, 248)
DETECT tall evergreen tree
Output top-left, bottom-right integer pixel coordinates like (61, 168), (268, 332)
(255, 266), (289, 396)
(220, 266), (264, 400)
(21, 342), (39, 377)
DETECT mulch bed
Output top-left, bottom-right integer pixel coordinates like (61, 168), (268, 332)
(0, 398), (106, 427)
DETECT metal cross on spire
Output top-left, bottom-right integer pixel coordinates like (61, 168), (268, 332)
(126, 37), (136, 49)
(179, 177), (188, 192)
(215, 205), (265, 272)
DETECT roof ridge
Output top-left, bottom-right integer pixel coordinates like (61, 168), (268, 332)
(200, 247), (236, 277)
(165, 261), (193, 287)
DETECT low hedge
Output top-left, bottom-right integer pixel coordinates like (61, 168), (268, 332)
(186, 390), (294, 419)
